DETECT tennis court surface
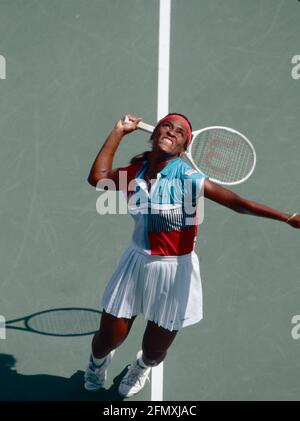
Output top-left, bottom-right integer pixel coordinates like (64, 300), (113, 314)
(1, 0), (300, 402)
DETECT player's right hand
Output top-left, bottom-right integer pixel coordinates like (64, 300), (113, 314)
(114, 114), (142, 135)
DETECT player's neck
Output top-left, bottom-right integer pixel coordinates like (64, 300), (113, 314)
(147, 152), (179, 175)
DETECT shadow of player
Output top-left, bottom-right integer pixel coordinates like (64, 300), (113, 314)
(0, 353), (128, 401)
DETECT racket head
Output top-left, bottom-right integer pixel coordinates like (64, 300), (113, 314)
(186, 126), (256, 185)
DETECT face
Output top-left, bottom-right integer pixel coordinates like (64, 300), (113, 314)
(151, 119), (188, 156)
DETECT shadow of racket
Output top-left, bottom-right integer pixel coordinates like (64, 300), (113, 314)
(2, 307), (102, 337)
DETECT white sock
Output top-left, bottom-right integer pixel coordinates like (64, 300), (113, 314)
(92, 353), (108, 366)
(137, 354), (150, 369)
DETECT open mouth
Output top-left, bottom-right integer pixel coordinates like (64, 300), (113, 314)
(160, 137), (173, 146)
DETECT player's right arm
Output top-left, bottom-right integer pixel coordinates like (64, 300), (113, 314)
(87, 115), (141, 188)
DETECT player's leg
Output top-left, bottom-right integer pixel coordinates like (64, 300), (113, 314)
(142, 320), (178, 366)
(118, 321), (178, 397)
(92, 310), (136, 357)
(85, 311), (136, 391)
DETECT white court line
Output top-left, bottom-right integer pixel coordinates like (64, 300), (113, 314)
(151, 0), (171, 403)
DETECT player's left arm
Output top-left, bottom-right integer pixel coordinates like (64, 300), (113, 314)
(204, 179), (300, 228)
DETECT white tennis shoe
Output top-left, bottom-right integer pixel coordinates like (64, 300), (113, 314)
(84, 350), (115, 391)
(118, 350), (151, 398)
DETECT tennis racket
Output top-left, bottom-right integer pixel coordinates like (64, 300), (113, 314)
(0, 307), (101, 337)
(125, 117), (256, 185)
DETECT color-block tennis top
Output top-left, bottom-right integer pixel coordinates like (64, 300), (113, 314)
(116, 158), (207, 256)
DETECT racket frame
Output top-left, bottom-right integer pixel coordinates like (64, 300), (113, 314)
(5, 307), (102, 336)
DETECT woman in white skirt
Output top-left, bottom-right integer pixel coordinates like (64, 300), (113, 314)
(85, 113), (300, 398)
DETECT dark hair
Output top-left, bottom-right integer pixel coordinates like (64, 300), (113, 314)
(129, 113), (192, 164)
(130, 150), (151, 165)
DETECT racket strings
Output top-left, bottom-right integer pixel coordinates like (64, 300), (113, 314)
(26, 310), (100, 335)
(191, 129), (255, 183)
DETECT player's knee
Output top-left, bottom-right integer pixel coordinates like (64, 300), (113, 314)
(93, 328), (125, 351)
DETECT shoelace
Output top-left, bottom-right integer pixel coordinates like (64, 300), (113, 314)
(86, 361), (105, 382)
(123, 363), (150, 386)
(86, 370), (102, 383)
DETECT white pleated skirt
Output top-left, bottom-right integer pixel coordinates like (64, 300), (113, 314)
(101, 244), (203, 331)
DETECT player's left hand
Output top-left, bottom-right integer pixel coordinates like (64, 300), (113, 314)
(287, 213), (300, 229)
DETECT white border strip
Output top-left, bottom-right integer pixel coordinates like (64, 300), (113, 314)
(0, 55), (6, 80)
(151, 0), (171, 403)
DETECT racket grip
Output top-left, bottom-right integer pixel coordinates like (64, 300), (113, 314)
(123, 115), (154, 133)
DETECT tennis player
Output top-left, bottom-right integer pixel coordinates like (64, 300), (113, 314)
(84, 114), (300, 398)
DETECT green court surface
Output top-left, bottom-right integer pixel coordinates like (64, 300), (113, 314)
(0, 0), (300, 402)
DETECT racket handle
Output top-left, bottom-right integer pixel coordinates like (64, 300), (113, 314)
(124, 115), (154, 133)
